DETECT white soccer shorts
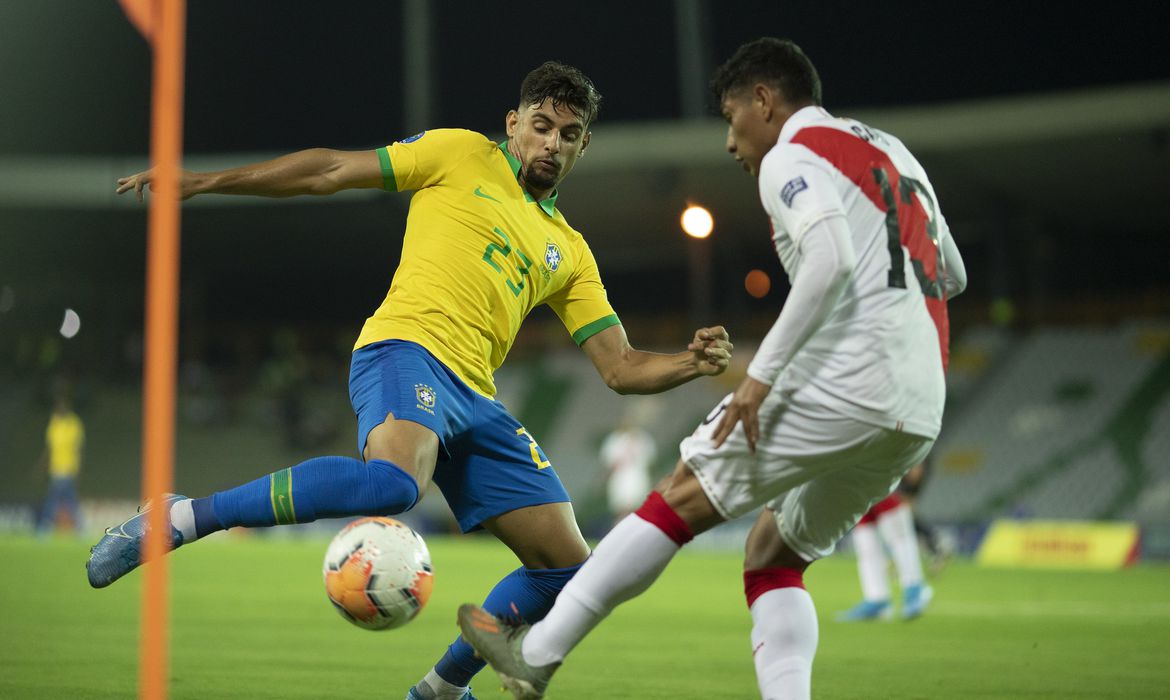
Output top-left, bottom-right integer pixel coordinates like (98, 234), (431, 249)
(680, 391), (933, 562)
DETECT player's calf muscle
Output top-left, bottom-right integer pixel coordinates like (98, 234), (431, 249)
(485, 503), (589, 569)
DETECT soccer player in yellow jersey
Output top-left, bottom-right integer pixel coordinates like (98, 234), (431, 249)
(89, 62), (733, 700)
(38, 395), (85, 534)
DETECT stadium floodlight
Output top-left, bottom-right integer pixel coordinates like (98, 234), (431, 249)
(59, 308), (81, 338)
(680, 204), (713, 239)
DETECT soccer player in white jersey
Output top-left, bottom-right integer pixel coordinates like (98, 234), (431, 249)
(600, 410), (658, 524)
(838, 487), (932, 621)
(458, 37), (967, 699)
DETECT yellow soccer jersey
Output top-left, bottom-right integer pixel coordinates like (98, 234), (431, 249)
(353, 129), (620, 397)
(46, 411), (84, 478)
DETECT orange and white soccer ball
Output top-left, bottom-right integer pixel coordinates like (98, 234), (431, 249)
(323, 517), (434, 631)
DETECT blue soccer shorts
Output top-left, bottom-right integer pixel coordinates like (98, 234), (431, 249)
(348, 339), (569, 532)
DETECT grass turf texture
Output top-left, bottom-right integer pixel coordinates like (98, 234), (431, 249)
(2, 533), (1168, 699)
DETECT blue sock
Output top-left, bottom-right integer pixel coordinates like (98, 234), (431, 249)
(433, 562), (584, 686)
(191, 456), (418, 535)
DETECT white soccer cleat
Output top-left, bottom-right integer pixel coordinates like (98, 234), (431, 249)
(456, 604), (558, 700)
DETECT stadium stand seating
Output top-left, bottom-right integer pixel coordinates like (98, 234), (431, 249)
(920, 322), (1170, 524)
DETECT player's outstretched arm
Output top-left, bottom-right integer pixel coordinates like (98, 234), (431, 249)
(581, 324), (732, 395)
(114, 148), (383, 202)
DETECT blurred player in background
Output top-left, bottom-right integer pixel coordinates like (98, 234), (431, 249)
(599, 399), (659, 524)
(837, 479), (932, 621)
(87, 61), (732, 700)
(899, 453), (953, 574)
(459, 37), (967, 700)
(36, 395), (85, 534)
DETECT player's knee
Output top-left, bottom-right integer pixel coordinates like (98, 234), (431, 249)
(367, 459), (421, 513)
(634, 491), (696, 546)
(655, 461), (722, 533)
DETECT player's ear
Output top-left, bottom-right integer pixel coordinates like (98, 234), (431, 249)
(579, 131), (591, 156)
(505, 109), (519, 138)
(754, 83), (775, 121)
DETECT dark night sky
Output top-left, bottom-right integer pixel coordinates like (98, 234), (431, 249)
(184, 1), (1170, 151)
(1, 1), (1168, 357)
(1, 1), (1168, 155)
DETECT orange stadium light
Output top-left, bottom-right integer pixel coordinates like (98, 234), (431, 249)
(745, 269), (771, 298)
(680, 204), (714, 239)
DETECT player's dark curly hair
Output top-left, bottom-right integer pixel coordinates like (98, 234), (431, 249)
(710, 38), (822, 107)
(519, 61), (602, 128)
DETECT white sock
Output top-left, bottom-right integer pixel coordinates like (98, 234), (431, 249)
(852, 524), (890, 602)
(416, 669), (469, 700)
(169, 499), (196, 544)
(522, 513), (680, 667)
(750, 587), (818, 700)
(876, 505), (924, 588)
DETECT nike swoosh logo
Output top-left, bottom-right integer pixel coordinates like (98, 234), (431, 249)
(701, 400), (729, 425)
(474, 186), (500, 203)
(468, 608), (500, 633)
(104, 510), (149, 538)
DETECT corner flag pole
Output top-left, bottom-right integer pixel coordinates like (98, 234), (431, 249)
(138, 0), (186, 698)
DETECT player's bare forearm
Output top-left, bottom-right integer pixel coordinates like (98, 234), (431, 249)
(603, 349), (704, 395)
(583, 325), (732, 395)
(197, 149), (381, 197)
(115, 148), (382, 201)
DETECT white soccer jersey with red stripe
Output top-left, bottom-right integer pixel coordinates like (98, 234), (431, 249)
(757, 106), (951, 439)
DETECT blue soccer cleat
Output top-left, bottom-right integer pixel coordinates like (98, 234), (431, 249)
(836, 599), (893, 622)
(86, 493), (187, 589)
(901, 583), (934, 620)
(405, 685), (477, 700)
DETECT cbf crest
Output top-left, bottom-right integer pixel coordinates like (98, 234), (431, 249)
(414, 384), (436, 415)
(544, 243), (562, 272)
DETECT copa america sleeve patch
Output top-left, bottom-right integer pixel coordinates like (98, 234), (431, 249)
(780, 176), (808, 207)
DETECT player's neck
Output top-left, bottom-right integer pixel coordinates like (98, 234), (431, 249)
(507, 139), (555, 202)
(524, 183), (553, 201)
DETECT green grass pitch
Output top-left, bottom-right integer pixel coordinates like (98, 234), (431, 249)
(3, 533), (1168, 699)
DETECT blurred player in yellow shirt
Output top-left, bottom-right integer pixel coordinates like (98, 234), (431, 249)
(37, 396), (85, 534)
